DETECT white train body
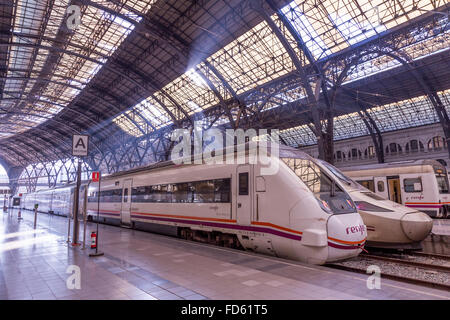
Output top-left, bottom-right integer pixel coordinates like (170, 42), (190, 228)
(22, 146), (366, 265)
(23, 186), (74, 217)
(318, 160), (433, 248)
(341, 160), (450, 218)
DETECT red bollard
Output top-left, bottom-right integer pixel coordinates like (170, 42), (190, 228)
(18, 209), (23, 220)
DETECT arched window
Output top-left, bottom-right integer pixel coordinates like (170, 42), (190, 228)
(350, 148), (361, 159)
(406, 140), (424, 153)
(364, 146), (375, 158)
(386, 143), (401, 154)
(428, 136), (447, 151)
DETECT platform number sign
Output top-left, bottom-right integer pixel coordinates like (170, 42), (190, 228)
(92, 172), (100, 182)
(72, 134), (89, 157)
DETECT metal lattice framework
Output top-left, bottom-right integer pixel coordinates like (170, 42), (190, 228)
(0, 0), (449, 191)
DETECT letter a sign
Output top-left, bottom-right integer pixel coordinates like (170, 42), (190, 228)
(72, 135), (89, 157)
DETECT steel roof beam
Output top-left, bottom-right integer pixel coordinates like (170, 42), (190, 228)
(357, 106), (384, 163)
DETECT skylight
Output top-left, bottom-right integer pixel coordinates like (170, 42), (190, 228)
(0, 0), (154, 139)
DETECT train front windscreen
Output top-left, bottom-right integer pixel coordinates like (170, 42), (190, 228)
(282, 158), (356, 215)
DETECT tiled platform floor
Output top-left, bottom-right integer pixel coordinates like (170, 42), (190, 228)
(432, 219), (450, 236)
(0, 208), (449, 300)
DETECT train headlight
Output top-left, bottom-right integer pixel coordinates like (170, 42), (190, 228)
(354, 201), (393, 212)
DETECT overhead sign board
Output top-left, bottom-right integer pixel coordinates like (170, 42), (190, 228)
(72, 134), (89, 157)
(92, 172), (100, 182)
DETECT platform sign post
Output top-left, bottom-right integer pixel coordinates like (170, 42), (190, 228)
(82, 185), (88, 250)
(72, 159), (82, 246)
(89, 171), (104, 257)
(3, 195), (6, 212)
(71, 135), (89, 247)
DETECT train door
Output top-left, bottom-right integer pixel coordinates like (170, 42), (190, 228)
(121, 179), (132, 226)
(236, 165), (252, 225)
(374, 176), (388, 200)
(387, 176), (402, 204)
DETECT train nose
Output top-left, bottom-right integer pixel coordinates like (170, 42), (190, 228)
(400, 212), (433, 242)
(326, 213), (367, 263)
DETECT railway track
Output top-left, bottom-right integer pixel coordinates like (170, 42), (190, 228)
(407, 251), (450, 261)
(361, 253), (450, 273)
(326, 253), (450, 291)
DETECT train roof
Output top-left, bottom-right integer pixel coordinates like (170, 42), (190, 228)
(27, 143), (309, 193)
(340, 159), (445, 175)
(103, 143), (309, 179)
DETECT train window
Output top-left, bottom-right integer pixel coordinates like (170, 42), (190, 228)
(131, 178), (231, 203)
(132, 186), (147, 202)
(377, 181), (385, 192)
(154, 185), (171, 202)
(193, 180), (215, 203)
(123, 188), (128, 202)
(356, 180), (375, 192)
(215, 179), (231, 202)
(172, 183), (191, 203)
(433, 165), (449, 194)
(239, 172), (249, 195)
(88, 192), (97, 202)
(88, 189), (123, 203)
(403, 178), (423, 193)
(113, 189), (122, 202)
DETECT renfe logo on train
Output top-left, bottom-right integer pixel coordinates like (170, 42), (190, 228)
(346, 225), (366, 235)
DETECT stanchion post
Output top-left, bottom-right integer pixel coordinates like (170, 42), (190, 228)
(33, 203), (38, 229)
(67, 203), (72, 243)
(71, 159), (82, 246)
(82, 183), (89, 250)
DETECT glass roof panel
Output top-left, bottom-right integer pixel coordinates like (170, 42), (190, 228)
(280, 124), (317, 147)
(0, 0), (154, 139)
(367, 95), (440, 131)
(206, 19), (296, 95)
(280, 0), (447, 62)
(282, 90), (449, 148)
(333, 112), (369, 140)
(160, 69), (220, 115)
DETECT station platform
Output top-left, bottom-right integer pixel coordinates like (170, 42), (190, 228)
(421, 219), (450, 255)
(431, 219), (450, 236)
(0, 209), (449, 300)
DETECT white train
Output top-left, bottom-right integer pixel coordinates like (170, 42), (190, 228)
(317, 160), (433, 249)
(22, 145), (366, 265)
(23, 185), (76, 217)
(341, 160), (450, 219)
